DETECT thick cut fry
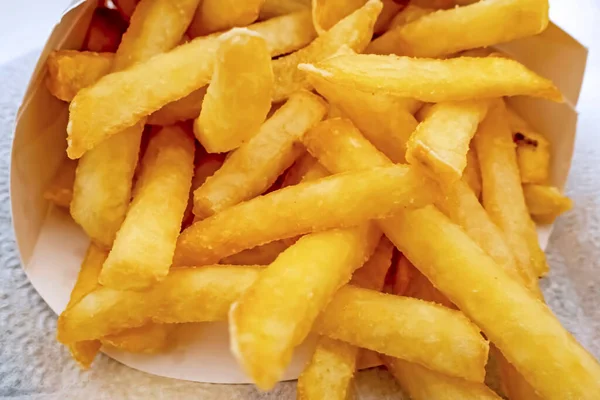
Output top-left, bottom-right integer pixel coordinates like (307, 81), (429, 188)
(58, 266), (262, 343)
(272, 0), (382, 102)
(314, 286), (488, 382)
(366, 0), (548, 57)
(102, 323), (173, 353)
(297, 337), (358, 400)
(381, 206), (600, 400)
(309, 82), (419, 163)
(230, 224), (380, 389)
(100, 126), (194, 290)
(46, 50), (113, 102)
(66, 11), (316, 159)
(192, 91), (326, 218)
(220, 241), (289, 265)
(175, 164), (438, 265)
(515, 131), (551, 184)
(311, 0), (366, 34)
(189, 0), (265, 36)
(406, 101), (488, 184)
(147, 88), (206, 126)
(523, 184), (573, 224)
(474, 101), (547, 278)
(463, 147), (482, 198)
(44, 158), (77, 208)
(195, 29), (273, 153)
(299, 55), (562, 103)
(260, 0), (310, 19)
(70, 123), (143, 247)
(384, 357), (502, 400)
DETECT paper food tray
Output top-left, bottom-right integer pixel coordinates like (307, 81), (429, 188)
(10, 0), (588, 384)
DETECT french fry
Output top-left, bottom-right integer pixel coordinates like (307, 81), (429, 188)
(406, 101), (488, 184)
(188, 0), (265, 37)
(399, 257), (455, 309)
(508, 109), (551, 184)
(297, 337), (358, 400)
(175, 164), (438, 266)
(100, 126), (194, 290)
(102, 323), (173, 353)
(367, 5), (434, 54)
(44, 158), (77, 208)
(463, 147), (482, 198)
(384, 357), (502, 400)
(366, 0), (548, 57)
(314, 286), (488, 382)
(523, 184), (573, 224)
(299, 54), (563, 103)
(192, 91), (326, 219)
(308, 80), (419, 163)
(67, 11), (316, 159)
(474, 101), (547, 279)
(182, 153), (225, 227)
(46, 50), (113, 102)
(58, 266), (262, 343)
(372, 0), (404, 34)
(393, 255), (416, 296)
(311, 0), (367, 34)
(195, 29), (273, 153)
(71, 0), (199, 247)
(281, 153), (326, 187)
(498, 354), (544, 400)
(83, 8), (127, 53)
(229, 224), (381, 389)
(220, 241), (289, 265)
(272, 0), (382, 102)
(147, 88), (206, 126)
(259, 0), (310, 19)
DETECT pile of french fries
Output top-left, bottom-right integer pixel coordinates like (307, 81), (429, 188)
(42, 0), (600, 398)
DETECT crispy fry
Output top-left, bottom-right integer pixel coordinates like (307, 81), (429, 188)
(308, 81), (419, 163)
(299, 55), (563, 103)
(384, 357), (502, 400)
(406, 101), (489, 185)
(67, 11), (316, 159)
(311, 0), (367, 34)
(508, 109), (551, 184)
(474, 101), (547, 279)
(58, 266), (262, 343)
(102, 323), (173, 353)
(220, 240), (290, 265)
(367, 0), (548, 57)
(314, 286), (488, 382)
(193, 91), (326, 218)
(46, 50), (113, 102)
(189, 0), (265, 36)
(523, 184), (573, 224)
(297, 337), (359, 400)
(100, 126), (194, 290)
(230, 224), (380, 389)
(195, 29), (273, 153)
(260, 0), (310, 19)
(44, 158), (77, 208)
(175, 164), (438, 265)
(272, 0), (382, 102)
(463, 147), (482, 198)
(83, 8), (127, 53)
(147, 88), (206, 126)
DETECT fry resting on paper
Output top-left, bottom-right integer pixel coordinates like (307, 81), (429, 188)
(523, 184), (573, 224)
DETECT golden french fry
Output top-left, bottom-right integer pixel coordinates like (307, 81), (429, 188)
(175, 164), (438, 266)
(311, 0), (367, 34)
(220, 240), (290, 265)
(188, 0), (265, 36)
(195, 29), (273, 153)
(366, 0), (548, 57)
(297, 337), (359, 400)
(46, 50), (113, 102)
(230, 224), (381, 389)
(57, 266), (262, 343)
(509, 113), (551, 184)
(314, 285), (488, 382)
(147, 88), (206, 126)
(384, 357), (502, 400)
(272, 0), (382, 102)
(66, 11), (316, 159)
(102, 323), (174, 353)
(523, 184), (573, 224)
(474, 101), (547, 279)
(300, 55), (563, 103)
(463, 147), (482, 199)
(260, 0), (310, 19)
(100, 126), (194, 290)
(193, 91), (326, 219)
(44, 158), (77, 208)
(372, 0), (404, 34)
(308, 82), (419, 163)
(406, 101), (489, 185)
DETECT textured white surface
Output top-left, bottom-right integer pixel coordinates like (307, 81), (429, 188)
(1, 1), (600, 399)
